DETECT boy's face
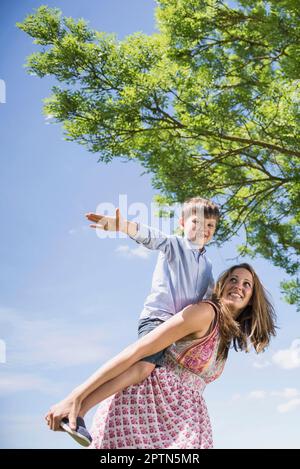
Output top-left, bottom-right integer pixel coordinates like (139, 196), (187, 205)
(180, 215), (217, 247)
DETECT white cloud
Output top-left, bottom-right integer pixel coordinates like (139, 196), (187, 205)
(0, 413), (79, 449)
(231, 387), (300, 415)
(0, 307), (111, 368)
(271, 388), (300, 399)
(115, 244), (151, 259)
(252, 359), (271, 369)
(277, 399), (300, 414)
(0, 372), (64, 396)
(247, 390), (267, 400)
(272, 339), (300, 370)
(0, 339), (6, 363)
(44, 114), (54, 125)
(68, 225), (89, 235)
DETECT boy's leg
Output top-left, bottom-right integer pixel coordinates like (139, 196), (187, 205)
(79, 318), (164, 417)
(79, 360), (155, 417)
(59, 318), (163, 446)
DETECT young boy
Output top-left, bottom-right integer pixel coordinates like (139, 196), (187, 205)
(51, 197), (219, 446)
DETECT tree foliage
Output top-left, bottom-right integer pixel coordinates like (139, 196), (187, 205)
(17, 1), (300, 308)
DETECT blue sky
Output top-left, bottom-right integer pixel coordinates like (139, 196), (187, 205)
(0, 0), (299, 449)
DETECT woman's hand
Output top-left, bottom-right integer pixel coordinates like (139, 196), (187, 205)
(45, 395), (82, 431)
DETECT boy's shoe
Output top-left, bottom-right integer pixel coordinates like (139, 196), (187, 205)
(60, 416), (92, 447)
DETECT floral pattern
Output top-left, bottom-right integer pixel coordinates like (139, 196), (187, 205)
(89, 301), (226, 449)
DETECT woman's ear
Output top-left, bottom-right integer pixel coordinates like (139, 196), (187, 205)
(179, 217), (184, 229)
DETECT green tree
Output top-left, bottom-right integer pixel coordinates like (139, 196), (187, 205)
(17, 1), (300, 308)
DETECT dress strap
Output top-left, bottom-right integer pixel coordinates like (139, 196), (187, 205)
(200, 299), (220, 316)
(200, 300), (220, 333)
(175, 301), (222, 371)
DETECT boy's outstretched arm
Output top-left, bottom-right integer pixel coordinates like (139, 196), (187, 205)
(86, 207), (172, 255)
(86, 208), (138, 238)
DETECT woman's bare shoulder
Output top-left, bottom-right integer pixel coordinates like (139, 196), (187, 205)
(180, 301), (216, 336)
(195, 301), (216, 320)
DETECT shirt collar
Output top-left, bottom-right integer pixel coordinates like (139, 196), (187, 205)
(183, 236), (206, 254)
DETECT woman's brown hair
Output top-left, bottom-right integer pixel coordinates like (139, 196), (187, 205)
(212, 263), (277, 360)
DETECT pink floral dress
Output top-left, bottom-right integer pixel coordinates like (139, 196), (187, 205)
(89, 301), (226, 449)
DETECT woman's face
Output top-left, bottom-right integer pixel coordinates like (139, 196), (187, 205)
(222, 268), (254, 315)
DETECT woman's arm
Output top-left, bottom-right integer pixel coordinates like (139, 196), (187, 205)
(73, 302), (214, 400)
(46, 302), (214, 430)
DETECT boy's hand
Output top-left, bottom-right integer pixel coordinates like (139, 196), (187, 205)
(86, 208), (126, 233)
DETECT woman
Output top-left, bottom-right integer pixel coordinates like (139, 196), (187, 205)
(46, 263), (276, 448)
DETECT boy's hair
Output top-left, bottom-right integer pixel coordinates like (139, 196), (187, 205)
(181, 197), (220, 222)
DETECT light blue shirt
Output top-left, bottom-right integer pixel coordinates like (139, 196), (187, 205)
(130, 223), (214, 321)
